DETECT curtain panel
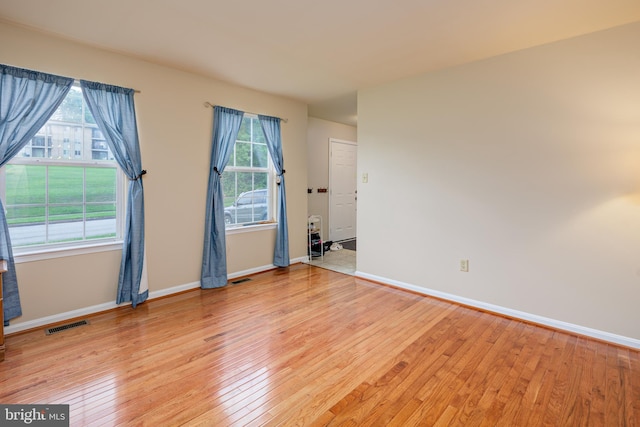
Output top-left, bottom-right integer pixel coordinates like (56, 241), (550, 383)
(0, 64), (74, 324)
(201, 106), (244, 288)
(258, 115), (290, 267)
(80, 80), (148, 308)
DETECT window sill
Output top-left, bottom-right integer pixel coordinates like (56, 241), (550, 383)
(13, 241), (123, 264)
(226, 221), (277, 235)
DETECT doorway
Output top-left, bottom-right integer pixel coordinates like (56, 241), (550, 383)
(307, 138), (357, 275)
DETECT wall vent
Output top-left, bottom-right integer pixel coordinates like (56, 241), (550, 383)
(45, 320), (89, 335)
(231, 278), (251, 285)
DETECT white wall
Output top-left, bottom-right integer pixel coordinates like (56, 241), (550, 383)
(0, 21), (308, 328)
(307, 117), (357, 241)
(357, 22), (640, 343)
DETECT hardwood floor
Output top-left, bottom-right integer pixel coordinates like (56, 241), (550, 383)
(1, 264), (638, 426)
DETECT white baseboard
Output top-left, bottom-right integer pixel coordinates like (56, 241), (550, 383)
(5, 258), (308, 336)
(5, 300), (128, 336)
(355, 270), (640, 350)
(4, 280), (200, 336)
(290, 256), (309, 265)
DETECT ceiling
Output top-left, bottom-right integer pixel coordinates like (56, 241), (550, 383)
(1, 1), (640, 126)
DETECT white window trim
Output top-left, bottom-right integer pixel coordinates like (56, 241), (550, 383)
(13, 240), (123, 263)
(226, 221), (277, 235)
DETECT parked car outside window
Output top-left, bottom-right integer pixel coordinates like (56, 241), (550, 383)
(224, 189), (268, 225)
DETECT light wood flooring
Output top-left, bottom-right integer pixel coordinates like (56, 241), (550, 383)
(1, 264), (638, 426)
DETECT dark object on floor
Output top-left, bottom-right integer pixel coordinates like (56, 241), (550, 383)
(309, 231), (322, 257)
(340, 239), (356, 251)
(323, 241), (333, 253)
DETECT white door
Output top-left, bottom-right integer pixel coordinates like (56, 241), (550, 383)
(329, 139), (357, 241)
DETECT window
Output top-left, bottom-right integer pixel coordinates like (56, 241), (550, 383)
(222, 115), (274, 228)
(0, 85), (124, 253)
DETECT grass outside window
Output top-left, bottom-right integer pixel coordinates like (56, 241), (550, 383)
(5, 164), (117, 226)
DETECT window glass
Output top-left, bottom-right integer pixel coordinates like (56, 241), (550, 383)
(235, 142), (252, 167)
(223, 115), (273, 228)
(252, 144), (269, 168)
(0, 85), (123, 251)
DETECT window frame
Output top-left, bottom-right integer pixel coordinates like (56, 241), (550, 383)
(0, 85), (126, 262)
(223, 114), (277, 233)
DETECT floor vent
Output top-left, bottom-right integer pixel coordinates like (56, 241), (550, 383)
(45, 320), (89, 335)
(231, 278), (251, 285)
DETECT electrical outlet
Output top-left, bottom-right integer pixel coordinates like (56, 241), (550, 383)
(362, 173), (368, 183)
(460, 259), (469, 272)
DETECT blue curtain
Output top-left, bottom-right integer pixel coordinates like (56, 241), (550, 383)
(0, 65), (73, 324)
(80, 80), (147, 307)
(201, 106), (244, 288)
(259, 115), (289, 267)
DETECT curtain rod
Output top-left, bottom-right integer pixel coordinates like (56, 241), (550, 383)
(1, 65), (142, 93)
(203, 102), (288, 123)
(71, 79), (140, 94)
